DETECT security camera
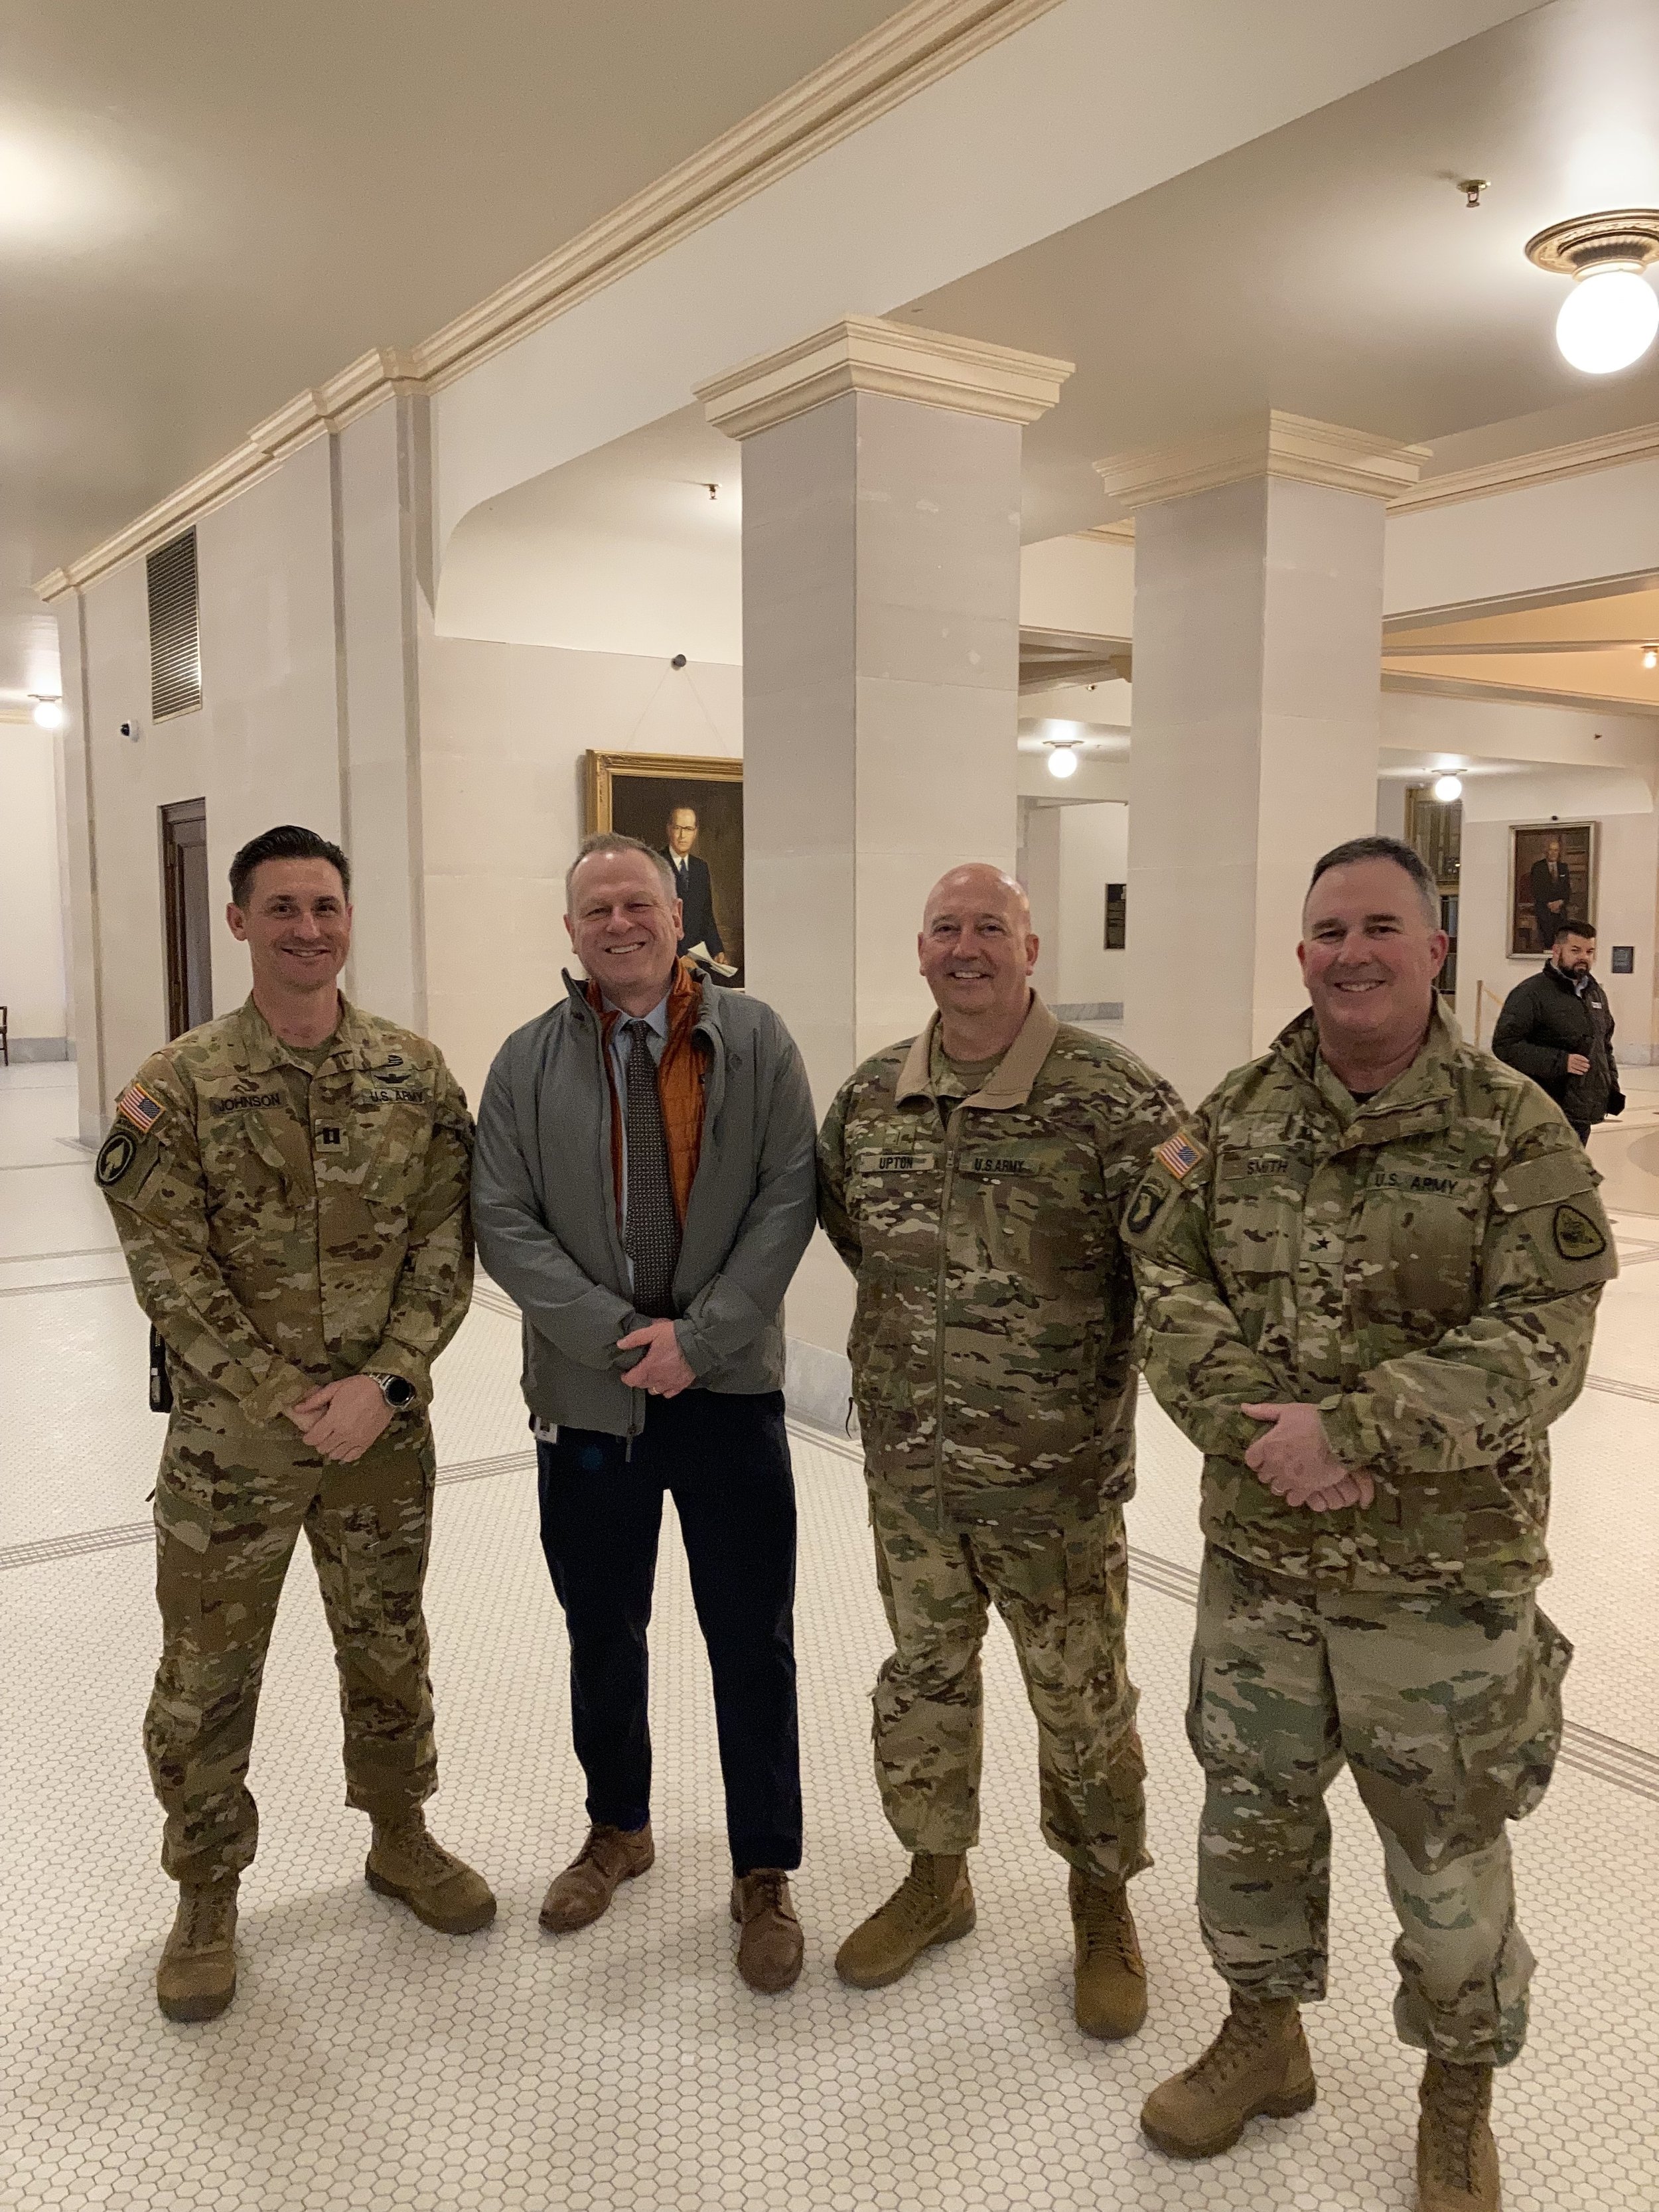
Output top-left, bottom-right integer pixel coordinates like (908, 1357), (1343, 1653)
(119, 716), (142, 742)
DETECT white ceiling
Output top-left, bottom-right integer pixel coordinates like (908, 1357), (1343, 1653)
(903, 0), (1659, 541)
(443, 0), (1659, 694)
(0, 0), (914, 704)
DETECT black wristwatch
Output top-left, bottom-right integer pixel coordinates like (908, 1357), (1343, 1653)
(366, 1371), (418, 1412)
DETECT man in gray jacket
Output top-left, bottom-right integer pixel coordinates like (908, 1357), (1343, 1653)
(473, 832), (817, 1991)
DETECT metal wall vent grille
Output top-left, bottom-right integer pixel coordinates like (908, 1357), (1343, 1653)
(147, 529), (200, 719)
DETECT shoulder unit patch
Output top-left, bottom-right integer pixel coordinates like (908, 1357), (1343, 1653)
(1553, 1204), (1607, 1262)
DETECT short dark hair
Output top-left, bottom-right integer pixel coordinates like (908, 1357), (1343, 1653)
(1306, 835), (1438, 925)
(1552, 917), (1595, 944)
(229, 824), (351, 909)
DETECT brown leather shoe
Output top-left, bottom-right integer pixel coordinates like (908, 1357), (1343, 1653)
(731, 1870), (804, 1992)
(540, 1822), (654, 1933)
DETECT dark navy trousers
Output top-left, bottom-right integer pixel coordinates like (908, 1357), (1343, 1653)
(536, 1388), (802, 1874)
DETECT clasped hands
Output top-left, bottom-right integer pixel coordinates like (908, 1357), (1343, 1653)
(618, 1318), (695, 1398)
(285, 1374), (394, 1463)
(1240, 1402), (1375, 1514)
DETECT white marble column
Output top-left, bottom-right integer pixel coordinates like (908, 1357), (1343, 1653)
(700, 317), (1071, 1415)
(1094, 413), (1426, 1112)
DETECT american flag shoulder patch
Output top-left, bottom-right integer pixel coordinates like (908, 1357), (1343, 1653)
(1154, 1128), (1206, 1180)
(116, 1081), (165, 1135)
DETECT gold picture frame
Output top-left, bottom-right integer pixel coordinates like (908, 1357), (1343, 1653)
(583, 751), (745, 984)
(1506, 819), (1597, 960)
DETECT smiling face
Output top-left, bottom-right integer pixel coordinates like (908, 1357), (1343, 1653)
(666, 808), (699, 859)
(918, 865), (1038, 1035)
(227, 857), (351, 999)
(565, 848), (682, 1009)
(1298, 857), (1447, 1069)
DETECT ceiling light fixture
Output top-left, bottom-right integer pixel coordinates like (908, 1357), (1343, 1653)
(1526, 210), (1659, 375)
(30, 695), (64, 729)
(1431, 773), (1464, 804)
(1046, 741), (1080, 780)
(1644, 645), (1658, 671)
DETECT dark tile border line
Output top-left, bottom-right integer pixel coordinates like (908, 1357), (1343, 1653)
(0, 1448), (538, 1574)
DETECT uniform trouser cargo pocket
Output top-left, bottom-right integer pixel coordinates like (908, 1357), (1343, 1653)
(1189, 1548), (1563, 2064)
(145, 1420), (438, 1885)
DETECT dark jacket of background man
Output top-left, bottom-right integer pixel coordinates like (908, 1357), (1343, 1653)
(665, 848), (723, 961)
(1492, 960), (1623, 1136)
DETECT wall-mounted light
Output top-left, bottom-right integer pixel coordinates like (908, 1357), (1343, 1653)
(1431, 773), (1463, 803)
(30, 695), (64, 729)
(1526, 210), (1659, 375)
(1046, 741), (1080, 780)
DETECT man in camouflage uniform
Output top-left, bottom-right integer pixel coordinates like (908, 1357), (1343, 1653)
(818, 863), (1182, 2034)
(1124, 836), (1614, 2212)
(99, 824), (493, 2024)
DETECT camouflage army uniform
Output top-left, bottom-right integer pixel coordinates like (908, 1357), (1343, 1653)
(818, 997), (1183, 1881)
(1123, 999), (1613, 2065)
(98, 996), (474, 1886)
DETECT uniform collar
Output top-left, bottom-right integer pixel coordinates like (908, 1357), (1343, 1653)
(895, 992), (1060, 1112)
(1273, 997), (1461, 1142)
(233, 992), (370, 1074)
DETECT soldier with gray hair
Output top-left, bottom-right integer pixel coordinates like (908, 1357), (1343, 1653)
(1123, 834), (1615, 2212)
(818, 862), (1183, 2035)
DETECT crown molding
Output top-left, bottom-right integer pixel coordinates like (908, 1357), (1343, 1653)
(36, 349), (427, 601)
(417, 0), (1064, 390)
(1388, 420), (1659, 513)
(1382, 668), (1659, 717)
(1094, 411), (1429, 512)
(1076, 520), (1135, 544)
(36, 0), (1058, 604)
(697, 313), (1073, 439)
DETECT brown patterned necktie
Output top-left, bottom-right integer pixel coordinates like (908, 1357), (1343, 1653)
(622, 1019), (681, 1317)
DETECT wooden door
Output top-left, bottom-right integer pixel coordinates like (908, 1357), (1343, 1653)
(161, 798), (212, 1039)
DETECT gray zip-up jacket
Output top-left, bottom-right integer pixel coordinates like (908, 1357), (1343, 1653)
(472, 971), (818, 1436)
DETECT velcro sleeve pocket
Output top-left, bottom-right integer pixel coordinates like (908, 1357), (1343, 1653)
(1491, 1145), (1617, 1291)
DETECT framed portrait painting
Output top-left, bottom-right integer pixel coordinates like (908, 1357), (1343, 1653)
(584, 752), (745, 986)
(1508, 820), (1597, 960)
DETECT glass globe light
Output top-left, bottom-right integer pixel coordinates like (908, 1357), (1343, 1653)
(31, 698), (64, 730)
(1046, 744), (1079, 780)
(1555, 264), (1659, 375)
(1432, 773), (1463, 804)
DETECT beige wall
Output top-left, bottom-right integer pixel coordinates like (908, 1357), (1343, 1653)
(74, 439), (344, 1120)
(0, 723), (68, 1041)
(419, 630), (741, 1105)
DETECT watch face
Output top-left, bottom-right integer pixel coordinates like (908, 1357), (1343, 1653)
(382, 1375), (417, 1410)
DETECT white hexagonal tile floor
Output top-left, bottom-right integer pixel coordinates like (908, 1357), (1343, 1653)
(3, 1061), (1656, 2211)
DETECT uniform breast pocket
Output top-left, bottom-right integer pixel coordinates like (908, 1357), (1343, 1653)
(849, 1148), (941, 1270)
(1212, 1155), (1311, 1283)
(1357, 1189), (1480, 1331)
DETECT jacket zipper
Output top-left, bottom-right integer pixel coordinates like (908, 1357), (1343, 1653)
(934, 1101), (962, 1530)
(579, 995), (644, 1448)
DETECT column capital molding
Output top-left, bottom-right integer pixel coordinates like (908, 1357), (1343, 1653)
(697, 314), (1073, 440)
(1093, 410), (1429, 513)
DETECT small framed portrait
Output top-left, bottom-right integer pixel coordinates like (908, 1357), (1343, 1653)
(1508, 820), (1597, 960)
(585, 752), (745, 986)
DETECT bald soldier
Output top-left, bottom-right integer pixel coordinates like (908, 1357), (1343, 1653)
(98, 824), (492, 2024)
(1124, 836), (1615, 2212)
(818, 864), (1183, 2034)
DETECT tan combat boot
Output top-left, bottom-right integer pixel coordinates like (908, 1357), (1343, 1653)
(540, 1822), (655, 1933)
(835, 1853), (975, 1989)
(1416, 2057), (1501, 2211)
(366, 1812), (496, 1933)
(157, 1878), (239, 2023)
(1140, 1993), (1317, 2158)
(731, 1870), (804, 1992)
(1070, 1866), (1147, 2039)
